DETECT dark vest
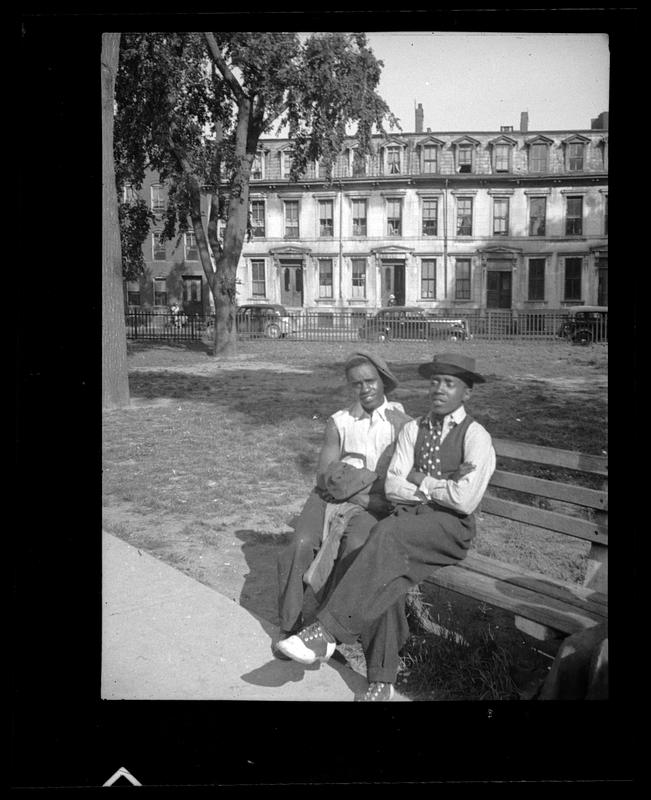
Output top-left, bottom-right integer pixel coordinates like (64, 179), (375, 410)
(414, 413), (476, 529)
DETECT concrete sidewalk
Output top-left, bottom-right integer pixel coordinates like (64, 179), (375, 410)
(102, 531), (409, 701)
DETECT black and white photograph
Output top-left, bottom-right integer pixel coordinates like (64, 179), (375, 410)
(15, 9), (635, 791)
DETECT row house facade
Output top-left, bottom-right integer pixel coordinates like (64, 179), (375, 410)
(127, 108), (608, 315)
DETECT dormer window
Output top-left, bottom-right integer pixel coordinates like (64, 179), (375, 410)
(281, 149), (294, 180)
(525, 135), (553, 173)
(458, 145), (473, 173)
(494, 144), (510, 173)
(568, 142), (584, 171)
(489, 135), (516, 174)
(562, 135), (590, 173)
(421, 145), (438, 173)
(386, 145), (401, 174)
(251, 151), (265, 180)
(416, 136), (444, 174)
(348, 146), (369, 177)
(452, 137), (480, 174)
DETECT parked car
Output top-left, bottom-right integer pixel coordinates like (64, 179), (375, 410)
(358, 306), (471, 342)
(557, 305), (608, 344)
(236, 303), (292, 339)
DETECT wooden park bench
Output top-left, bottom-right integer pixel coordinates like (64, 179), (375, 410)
(419, 438), (608, 653)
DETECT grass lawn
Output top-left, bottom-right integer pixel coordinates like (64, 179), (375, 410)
(102, 337), (607, 700)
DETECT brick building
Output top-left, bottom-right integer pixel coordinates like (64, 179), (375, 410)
(127, 106), (608, 315)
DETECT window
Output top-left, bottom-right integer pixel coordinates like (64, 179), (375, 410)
(455, 259), (471, 300)
(152, 232), (166, 261)
(566, 196), (583, 236)
(182, 276), (202, 304)
(568, 142), (585, 171)
(604, 194), (608, 235)
(351, 259), (366, 299)
(319, 199), (334, 237)
(457, 145), (473, 173)
(251, 260), (266, 297)
(251, 152), (264, 180)
(493, 198), (509, 236)
(352, 150), (367, 177)
(127, 282), (140, 306)
(422, 199), (438, 236)
(184, 231), (199, 261)
(318, 259), (333, 298)
(494, 144), (510, 173)
(386, 198), (402, 236)
(282, 151), (293, 179)
(421, 145), (438, 174)
(529, 197), (547, 236)
(123, 183), (138, 203)
(153, 277), (168, 306)
(529, 143), (548, 173)
(250, 200), (265, 237)
(352, 199), (367, 236)
(151, 184), (165, 213)
(421, 259), (436, 299)
(386, 146), (401, 174)
(564, 257), (582, 301)
(456, 198), (473, 236)
(528, 258), (545, 301)
(284, 200), (299, 238)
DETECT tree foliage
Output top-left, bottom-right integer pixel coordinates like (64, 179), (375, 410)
(114, 31), (398, 354)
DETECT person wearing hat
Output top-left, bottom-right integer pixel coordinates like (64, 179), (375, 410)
(276, 353), (495, 700)
(275, 351), (411, 656)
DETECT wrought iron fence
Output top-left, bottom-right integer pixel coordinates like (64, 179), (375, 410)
(125, 309), (606, 344)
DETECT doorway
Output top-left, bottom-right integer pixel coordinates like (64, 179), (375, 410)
(382, 261), (405, 306)
(486, 270), (512, 309)
(279, 261), (304, 307)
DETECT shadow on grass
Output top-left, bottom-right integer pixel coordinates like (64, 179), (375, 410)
(127, 362), (607, 453)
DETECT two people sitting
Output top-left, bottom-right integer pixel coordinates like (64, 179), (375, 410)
(276, 350), (495, 701)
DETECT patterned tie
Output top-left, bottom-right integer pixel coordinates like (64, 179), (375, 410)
(418, 416), (444, 478)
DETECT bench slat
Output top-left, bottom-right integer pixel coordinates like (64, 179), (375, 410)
(459, 552), (608, 613)
(489, 470), (608, 510)
(424, 567), (606, 637)
(480, 496), (608, 544)
(493, 439), (608, 476)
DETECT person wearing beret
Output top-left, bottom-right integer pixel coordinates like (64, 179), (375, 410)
(275, 351), (411, 657)
(276, 353), (496, 701)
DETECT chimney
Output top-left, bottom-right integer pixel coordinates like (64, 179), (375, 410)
(591, 111), (609, 130)
(415, 103), (424, 133)
(520, 111), (529, 132)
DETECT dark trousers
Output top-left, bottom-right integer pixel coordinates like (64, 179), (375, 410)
(317, 503), (475, 684)
(277, 489), (382, 634)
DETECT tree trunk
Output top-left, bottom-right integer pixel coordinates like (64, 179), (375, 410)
(102, 32), (130, 409)
(210, 97), (254, 357)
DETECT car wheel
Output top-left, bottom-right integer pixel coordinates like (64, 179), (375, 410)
(573, 329), (592, 345)
(265, 323), (281, 339)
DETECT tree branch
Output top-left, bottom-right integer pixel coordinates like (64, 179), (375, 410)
(203, 33), (246, 102)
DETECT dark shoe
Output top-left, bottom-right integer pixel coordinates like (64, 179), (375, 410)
(275, 621), (336, 665)
(354, 681), (395, 702)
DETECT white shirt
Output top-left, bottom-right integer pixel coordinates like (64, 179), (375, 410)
(331, 398), (406, 475)
(385, 406), (496, 515)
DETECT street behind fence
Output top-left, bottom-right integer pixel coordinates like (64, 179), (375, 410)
(126, 308), (606, 344)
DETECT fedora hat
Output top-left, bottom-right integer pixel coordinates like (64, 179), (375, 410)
(417, 352), (485, 386)
(323, 461), (378, 501)
(345, 350), (399, 394)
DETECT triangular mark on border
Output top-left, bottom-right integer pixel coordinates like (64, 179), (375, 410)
(103, 766), (142, 786)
